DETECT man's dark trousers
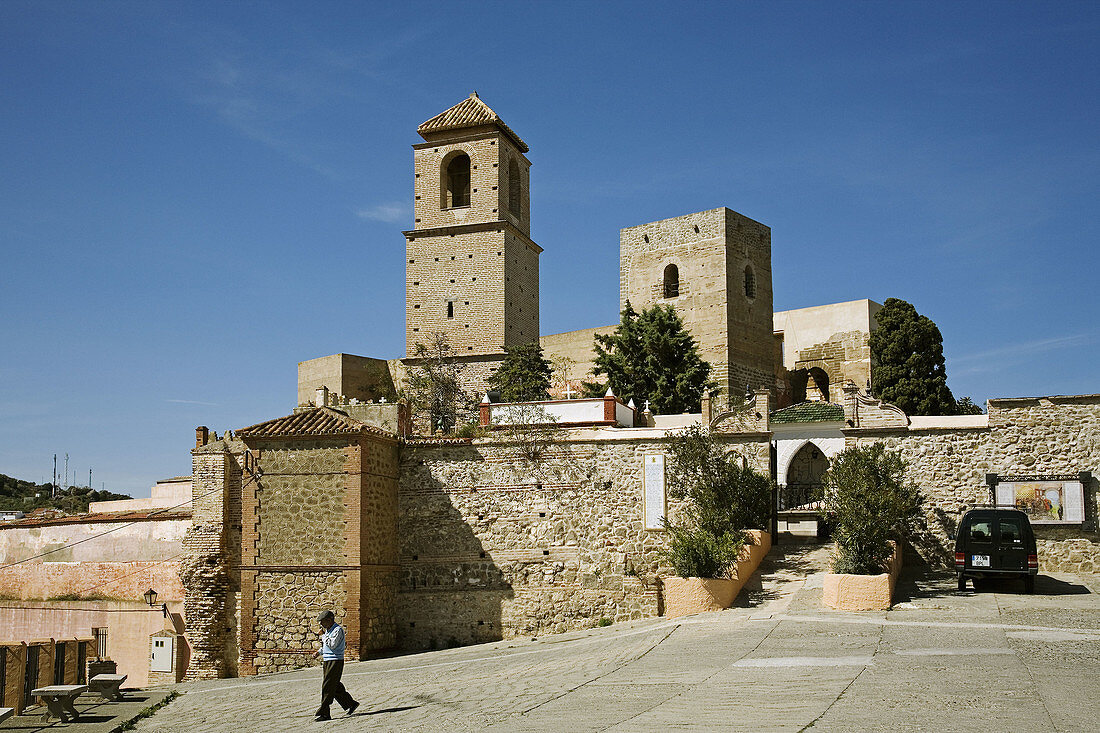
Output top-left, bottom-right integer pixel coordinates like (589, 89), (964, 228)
(318, 660), (354, 716)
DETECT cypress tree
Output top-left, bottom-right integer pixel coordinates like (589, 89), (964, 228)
(870, 298), (958, 416)
(487, 342), (553, 402)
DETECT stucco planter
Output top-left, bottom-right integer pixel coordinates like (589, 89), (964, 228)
(663, 530), (772, 618)
(663, 576), (738, 618)
(822, 541), (902, 611)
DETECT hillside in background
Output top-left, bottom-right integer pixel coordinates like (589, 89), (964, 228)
(0, 473), (131, 514)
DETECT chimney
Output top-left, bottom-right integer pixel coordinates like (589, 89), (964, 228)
(195, 426), (209, 448)
(315, 386), (329, 408)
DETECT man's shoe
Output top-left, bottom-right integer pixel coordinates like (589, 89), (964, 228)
(345, 700), (359, 716)
(314, 713), (332, 721)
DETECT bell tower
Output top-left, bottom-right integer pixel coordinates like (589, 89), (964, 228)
(404, 93), (540, 359)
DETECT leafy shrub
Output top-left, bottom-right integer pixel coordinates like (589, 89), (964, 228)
(660, 424), (770, 578)
(822, 443), (921, 575)
(666, 424), (771, 533)
(662, 523), (744, 579)
(597, 617), (613, 627)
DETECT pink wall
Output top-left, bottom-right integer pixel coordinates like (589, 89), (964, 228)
(0, 561), (183, 602)
(0, 600), (186, 687)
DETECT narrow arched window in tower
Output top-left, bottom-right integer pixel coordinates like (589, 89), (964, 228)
(445, 154), (470, 208)
(743, 265), (756, 299)
(663, 264), (679, 299)
(508, 158), (521, 217)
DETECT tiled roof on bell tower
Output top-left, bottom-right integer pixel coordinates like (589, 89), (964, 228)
(417, 92), (528, 152)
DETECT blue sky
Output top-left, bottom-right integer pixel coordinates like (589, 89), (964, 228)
(2, 1), (1097, 495)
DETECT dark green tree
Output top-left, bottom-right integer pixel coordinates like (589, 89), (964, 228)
(821, 443), (922, 575)
(869, 298), (958, 416)
(487, 342), (553, 402)
(585, 302), (713, 413)
(955, 396), (984, 415)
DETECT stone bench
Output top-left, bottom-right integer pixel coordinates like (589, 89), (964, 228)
(89, 673), (128, 701)
(0, 708), (12, 723)
(31, 684), (87, 722)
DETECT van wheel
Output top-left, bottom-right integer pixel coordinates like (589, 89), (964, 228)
(1024, 576), (1035, 594)
(957, 575), (967, 592)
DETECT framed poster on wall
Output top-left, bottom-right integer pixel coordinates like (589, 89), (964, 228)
(991, 473), (1088, 524)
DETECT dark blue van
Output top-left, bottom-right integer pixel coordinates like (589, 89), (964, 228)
(955, 508), (1038, 593)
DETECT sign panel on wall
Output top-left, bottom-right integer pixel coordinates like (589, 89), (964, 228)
(643, 454), (666, 530)
(993, 475), (1085, 524)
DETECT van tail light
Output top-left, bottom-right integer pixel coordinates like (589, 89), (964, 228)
(955, 552), (965, 568)
(1028, 554), (1038, 569)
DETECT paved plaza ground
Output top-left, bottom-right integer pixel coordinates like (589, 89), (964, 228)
(120, 546), (1100, 732)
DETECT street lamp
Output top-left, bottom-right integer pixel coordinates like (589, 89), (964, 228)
(144, 588), (169, 618)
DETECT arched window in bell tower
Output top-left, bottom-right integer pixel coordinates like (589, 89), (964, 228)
(508, 158), (521, 216)
(443, 153), (470, 208)
(663, 263), (679, 299)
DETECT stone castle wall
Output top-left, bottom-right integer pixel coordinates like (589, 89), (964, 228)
(844, 394), (1100, 572)
(396, 432), (770, 650)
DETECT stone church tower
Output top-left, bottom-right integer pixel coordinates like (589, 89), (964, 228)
(404, 93), (540, 366)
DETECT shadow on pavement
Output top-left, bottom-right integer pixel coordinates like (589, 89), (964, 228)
(894, 559), (1092, 602)
(359, 705), (420, 716)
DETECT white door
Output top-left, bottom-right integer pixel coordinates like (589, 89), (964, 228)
(150, 637), (173, 673)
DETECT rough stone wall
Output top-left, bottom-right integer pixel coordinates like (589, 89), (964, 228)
(250, 571), (346, 674)
(844, 395), (1100, 571)
(723, 209), (774, 396)
(397, 431), (770, 650)
(354, 437), (400, 652)
(236, 432), (400, 675)
(787, 329), (872, 403)
(180, 446), (238, 680)
(255, 443), (346, 566)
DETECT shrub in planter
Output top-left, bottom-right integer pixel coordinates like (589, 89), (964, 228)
(663, 523), (744, 579)
(821, 443), (921, 575)
(660, 424), (771, 616)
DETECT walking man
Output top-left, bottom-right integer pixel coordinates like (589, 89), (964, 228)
(313, 610), (359, 721)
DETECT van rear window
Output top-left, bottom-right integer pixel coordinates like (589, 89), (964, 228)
(968, 520), (993, 543)
(999, 518), (1025, 544)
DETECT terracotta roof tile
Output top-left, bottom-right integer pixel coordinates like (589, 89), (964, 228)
(0, 509), (191, 529)
(418, 93), (528, 152)
(238, 406), (367, 438)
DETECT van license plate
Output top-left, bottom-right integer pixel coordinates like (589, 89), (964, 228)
(972, 555), (990, 567)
